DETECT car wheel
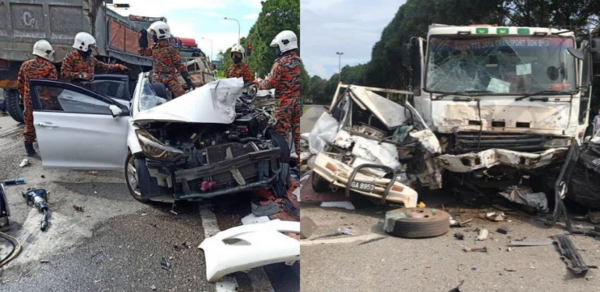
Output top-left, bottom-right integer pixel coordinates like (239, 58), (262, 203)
(5, 89), (24, 123)
(384, 208), (450, 238)
(124, 152), (148, 203)
(266, 129), (290, 164)
(311, 171), (329, 193)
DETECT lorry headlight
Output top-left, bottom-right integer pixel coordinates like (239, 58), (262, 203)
(136, 129), (184, 162)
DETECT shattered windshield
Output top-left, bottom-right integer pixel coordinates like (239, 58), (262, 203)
(425, 36), (576, 94)
(138, 78), (167, 112)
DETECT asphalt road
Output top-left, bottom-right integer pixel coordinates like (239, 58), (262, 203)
(299, 105), (600, 292)
(300, 105), (325, 134)
(0, 114), (298, 291)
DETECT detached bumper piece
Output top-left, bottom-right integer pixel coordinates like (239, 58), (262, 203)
(311, 153), (418, 208)
(554, 235), (597, 276)
(199, 220), (300, 282)
(174, 142), (282, 199)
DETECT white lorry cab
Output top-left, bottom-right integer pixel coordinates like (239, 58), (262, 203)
(405, 24), (598, 190)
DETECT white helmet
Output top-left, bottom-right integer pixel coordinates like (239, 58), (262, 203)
(270, 30), (298, 54)
(33, 40), (55, 62)
(230, 44), (245, 56)
(73, 32), (96, 51)
(148, 21), (171, 39)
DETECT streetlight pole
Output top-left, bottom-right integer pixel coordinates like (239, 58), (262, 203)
(336, 52), (343, 84)
(224, 17), (241, 45)
(202, 37), (213, 62)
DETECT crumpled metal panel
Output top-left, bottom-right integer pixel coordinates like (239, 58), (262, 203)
(437, 148), (564, 173)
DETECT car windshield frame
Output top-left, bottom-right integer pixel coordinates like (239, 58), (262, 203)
(424, 34), (577, 96)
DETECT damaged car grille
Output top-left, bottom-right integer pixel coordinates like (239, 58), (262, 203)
(453, 132), (545, 153)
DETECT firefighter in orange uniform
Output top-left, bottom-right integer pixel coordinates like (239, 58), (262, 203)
(18, 40), (58, 156)
(256, 30), (302, 163)
(61, 32), (129, 83)
(226, 44), (253, 83)
(138, 21), (194, 97)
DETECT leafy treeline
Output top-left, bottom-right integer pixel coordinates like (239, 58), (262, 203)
(219, 0), (309, 99)
(307, 0), (600, 105)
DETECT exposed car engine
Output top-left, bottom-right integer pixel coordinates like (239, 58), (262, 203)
(134, 84), (288, 200)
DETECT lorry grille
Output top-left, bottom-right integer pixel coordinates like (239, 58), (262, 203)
(454, 132), (545, 153)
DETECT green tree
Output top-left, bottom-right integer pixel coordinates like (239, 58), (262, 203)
(245, 0), (300, 77)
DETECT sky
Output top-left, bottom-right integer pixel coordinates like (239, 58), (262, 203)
(112, 0), (263, 61)
(300, 0), (405, 78)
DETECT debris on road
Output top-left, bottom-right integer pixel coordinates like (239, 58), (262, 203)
(199, 220), (299, 282)
(160, 257), (171, 272)
(384, 208), (450, 238)
(454, 232), (464, 240)
(87, 171), (98, 175)
(554, 234), (597, 276)
(450, 217), (472, 227)
(463, 246), (488, 253)
(320, 201), (355, 210)
(508, 240), (554, 246)
(485, 212), (505, 222)
(497, 226), (509, 234)
(300, 216), (318, 239)
(73, 204), (84, 212)
(19, 158), (29, 167)
(499, 186), (548, 212)
(251, 200), (280, 216)
(476, 229), (489, 241)
(337, 226), (357, 236)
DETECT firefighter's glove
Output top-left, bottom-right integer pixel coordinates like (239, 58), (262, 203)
(181, 71), (195, 90)
(139, 29), (148, 49)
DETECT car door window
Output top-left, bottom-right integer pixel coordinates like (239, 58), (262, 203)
(35, 85), (111, 115)
(91, 80), (130, 101)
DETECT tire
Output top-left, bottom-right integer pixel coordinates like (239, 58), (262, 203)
(125, 152), (148, 203)
(311, 171), (329, 193)
(266, 128), (290, 164)
(384, 208), (450, 238)
(5, 89), (24, 123)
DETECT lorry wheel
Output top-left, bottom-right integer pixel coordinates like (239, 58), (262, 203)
(5, 89), (24, 123)
(384, 208), (450, 238)
(311, 172), (329, 193)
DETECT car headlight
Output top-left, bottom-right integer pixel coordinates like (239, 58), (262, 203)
(136, 129), (184, 162)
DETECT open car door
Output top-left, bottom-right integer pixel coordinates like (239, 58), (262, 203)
(29, 79), (130, 170)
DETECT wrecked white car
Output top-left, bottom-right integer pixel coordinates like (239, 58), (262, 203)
(307, 84), (441, 208)
(29, 74), (290, 202)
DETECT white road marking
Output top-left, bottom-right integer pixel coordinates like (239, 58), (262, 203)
(199, 204), (239, 292)
(301, 234), (384, 246)
(199, 203), (275, 292)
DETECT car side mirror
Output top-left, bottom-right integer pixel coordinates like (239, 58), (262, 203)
(109, 104), (123, 118)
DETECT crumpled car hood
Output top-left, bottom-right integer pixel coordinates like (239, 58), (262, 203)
(133, 78), (244, 124)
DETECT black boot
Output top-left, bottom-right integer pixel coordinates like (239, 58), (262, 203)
(24, 142), (36, 157)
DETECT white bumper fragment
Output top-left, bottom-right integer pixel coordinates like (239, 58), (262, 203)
(199, 220), (300, 282)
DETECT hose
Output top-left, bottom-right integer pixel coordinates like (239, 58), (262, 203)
(0, 231), (22, 267)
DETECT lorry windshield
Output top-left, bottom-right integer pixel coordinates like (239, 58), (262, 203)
(425, 36), (576, 94)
